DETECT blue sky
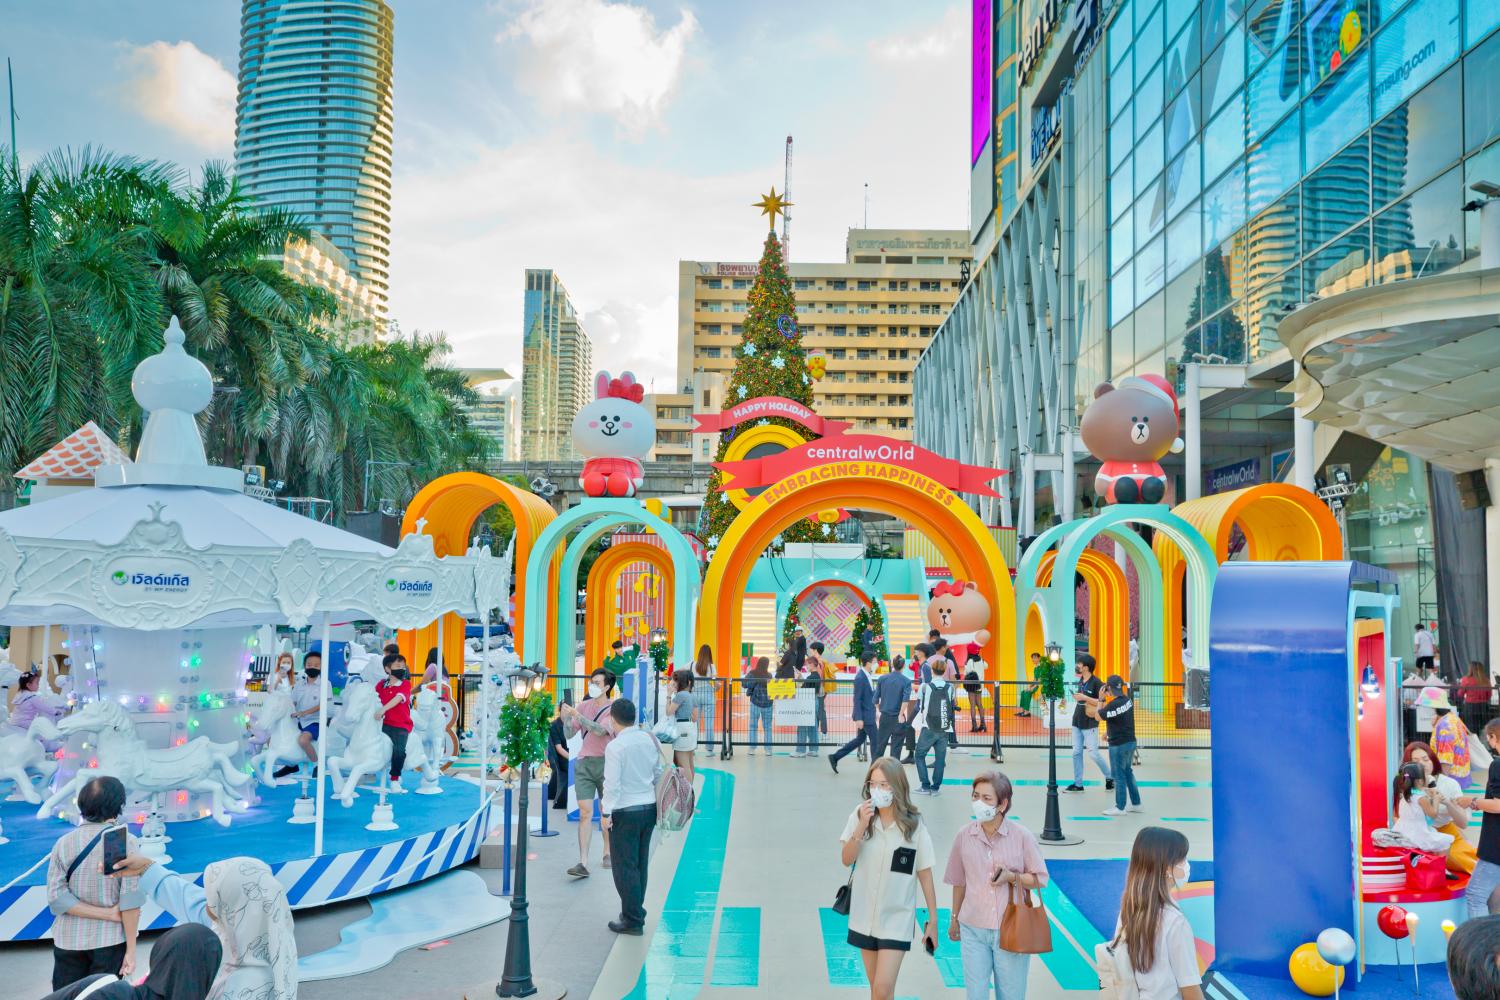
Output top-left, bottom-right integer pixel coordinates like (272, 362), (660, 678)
(4, 0), (967, 385)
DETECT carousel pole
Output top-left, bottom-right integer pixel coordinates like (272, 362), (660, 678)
(480, 609), (490, 810)
(313, 612), (332, 857)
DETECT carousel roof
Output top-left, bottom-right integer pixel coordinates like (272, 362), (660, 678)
(14, 421), (131, 481)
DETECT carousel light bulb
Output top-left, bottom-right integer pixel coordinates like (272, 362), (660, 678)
(1405, 912), (1419, 932)
(119, 696), (129, 705)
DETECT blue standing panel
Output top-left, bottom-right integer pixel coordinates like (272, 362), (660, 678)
(1210, 561), (1357, 980)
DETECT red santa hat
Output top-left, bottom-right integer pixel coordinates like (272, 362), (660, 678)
(1120, 373), (1178, 414)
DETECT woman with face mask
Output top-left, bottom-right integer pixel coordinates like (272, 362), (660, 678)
(941, 771), (1047, 998)
(838, 757), (939, 1000)
(1104, 827), (1204, 999)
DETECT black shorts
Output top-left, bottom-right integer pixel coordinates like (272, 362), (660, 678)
(846, 928), (911, 952)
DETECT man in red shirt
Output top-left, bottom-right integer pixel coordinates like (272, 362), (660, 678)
(375, 653), (413, 791)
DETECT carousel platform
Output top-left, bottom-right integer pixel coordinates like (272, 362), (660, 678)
(0, 774), (495, 941)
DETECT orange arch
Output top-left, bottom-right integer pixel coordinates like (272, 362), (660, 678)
(584, 542), (676, 669)
(698, 464), (1016, 679)
(1036, 548), (1131, 677)
(397, 472), (558, 685)
(1024, 604), (1046, 663)
(1155, 483), (1343, 683)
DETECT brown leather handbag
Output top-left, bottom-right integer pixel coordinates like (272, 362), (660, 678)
(998, 882), (1053, 954)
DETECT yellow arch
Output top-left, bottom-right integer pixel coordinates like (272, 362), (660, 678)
(398, 472), (558, 684)
(583, 542), (676, 669)
(1036, 548), (1130, 677)
(698, 463), (1016, 678)
(1155, 483), (1343, 683)
(721, 423), (808, 510)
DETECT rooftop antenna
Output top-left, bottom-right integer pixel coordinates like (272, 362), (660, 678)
(782, 135), (793, 260)
(7, 58), (17, 171)
(863, 182), (869, 229)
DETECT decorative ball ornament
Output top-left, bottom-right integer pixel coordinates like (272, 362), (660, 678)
(1288, 943), (1344, 996)
(1315, 927), (1356, 967)
(1376, 905), (1410, 939)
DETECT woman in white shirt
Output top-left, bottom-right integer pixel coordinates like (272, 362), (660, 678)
(1403, 740), (1475, 872)
(1106, 826), (1204, 1000)
(838, 757), (940, 1000)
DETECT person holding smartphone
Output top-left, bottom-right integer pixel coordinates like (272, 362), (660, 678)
(942, 770), (1047, 999)
(838, 757), (939, 1000)
(45, 777), (141, 989)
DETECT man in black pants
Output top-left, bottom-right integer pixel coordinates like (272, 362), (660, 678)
(601, 698), (659, 935)
(872, 655), (911, 759)
(829, 652), (876, 773)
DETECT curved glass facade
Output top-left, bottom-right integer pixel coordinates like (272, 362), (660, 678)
(234, 0), (394, 306)
(1106, 0), (1500, 383)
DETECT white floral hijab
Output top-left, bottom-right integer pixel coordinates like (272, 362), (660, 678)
(202, 858), (299, 1000)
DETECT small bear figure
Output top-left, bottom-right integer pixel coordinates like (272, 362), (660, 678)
(927, 580), (992, 665)
(572, 371), (653, 497)
(1079, 374), (1184, 505)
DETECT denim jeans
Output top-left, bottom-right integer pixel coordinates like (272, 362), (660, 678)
(958, 921), (1029, 999)
(1108, 741), (1140, 809)
(748, 703), (773, 750)
(694, 688), (716, 749)
(1467, 859), (1500, 918)
(915, 727), (948, 790)
(796, 725), (818, 754)
(1071, 725), (1111, 785)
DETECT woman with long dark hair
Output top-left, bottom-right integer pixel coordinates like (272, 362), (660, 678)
(691, 644), (718, 753)
(1402, 740), (1474, 872)
(1106, 827), (1203, 999)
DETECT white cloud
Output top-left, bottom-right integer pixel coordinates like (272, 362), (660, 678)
(501, 0), (698, 137)
(120, 40), (235, 152)
(868, 3), (966, 62)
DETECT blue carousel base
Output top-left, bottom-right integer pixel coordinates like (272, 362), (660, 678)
(0, 775), (495, 941)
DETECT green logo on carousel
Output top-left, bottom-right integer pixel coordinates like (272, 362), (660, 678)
(385, 578), (397, 592)
(111, 570), (128, 585)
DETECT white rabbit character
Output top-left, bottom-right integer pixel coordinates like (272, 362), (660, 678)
(572, 370), (653, 497)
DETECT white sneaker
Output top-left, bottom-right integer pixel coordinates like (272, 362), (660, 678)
(1102, 807), (1125, 816)
(1126, 804), (1144, 813)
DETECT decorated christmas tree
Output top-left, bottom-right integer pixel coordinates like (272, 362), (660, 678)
(700, 190), (820, 549)
(782, 595), (802, 647)
(846, 606), (869, 661)
(865, 601), (890, 663)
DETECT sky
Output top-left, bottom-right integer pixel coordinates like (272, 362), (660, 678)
(3, 0), (969, 390)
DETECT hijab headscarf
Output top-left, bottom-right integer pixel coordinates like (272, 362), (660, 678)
(41, 924), (222, 1000)
(202, 858), (298, 1000)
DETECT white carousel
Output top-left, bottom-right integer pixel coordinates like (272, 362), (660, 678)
(0, 319), (510, 941)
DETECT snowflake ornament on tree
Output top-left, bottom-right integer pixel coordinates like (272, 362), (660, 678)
(771, 356), (785, 369)
(743, 342), (758, 356)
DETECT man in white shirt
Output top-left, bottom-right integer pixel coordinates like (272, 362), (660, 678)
(601, 698), (661, 936)
(1414, 623), (1436, 674)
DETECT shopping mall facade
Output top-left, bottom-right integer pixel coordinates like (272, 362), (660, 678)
(915, 0), (1500, 669)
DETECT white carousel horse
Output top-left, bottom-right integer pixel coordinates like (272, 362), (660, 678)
(324, 682), (392, 806)
(0, 716), (61, 804)
(247, 687), (305, 786)
(404, 684), (448, 791)
(38, 699), (252, 827)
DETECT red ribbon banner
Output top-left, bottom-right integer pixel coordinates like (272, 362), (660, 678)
(714, 434), (1007, 498)
(692, 396), (852, 436)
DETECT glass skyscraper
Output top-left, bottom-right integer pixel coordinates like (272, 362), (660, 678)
(234, 0), (395, 308)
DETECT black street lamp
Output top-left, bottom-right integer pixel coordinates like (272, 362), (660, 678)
(495, 666), (565, 1000)
(1038, 641), (1081, 847)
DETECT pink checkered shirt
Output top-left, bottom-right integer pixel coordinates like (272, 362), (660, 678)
(46, 821), (142, 951)
(942, 818), (1049, 930)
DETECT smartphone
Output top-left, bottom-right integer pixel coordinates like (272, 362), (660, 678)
(101, 824), (128, 875)
(923, 935), (936, 956)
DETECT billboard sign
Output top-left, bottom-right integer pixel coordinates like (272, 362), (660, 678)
(1205, 457), (1262, 496)
(972, 0), (993, 166)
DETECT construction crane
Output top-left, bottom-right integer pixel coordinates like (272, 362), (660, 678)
(782, 135), (793, 260)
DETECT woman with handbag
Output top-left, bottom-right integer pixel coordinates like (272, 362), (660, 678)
(1101, 827), (1203, 999)
(837, 757), (939, 1000)
(942, 770), (1048, 998)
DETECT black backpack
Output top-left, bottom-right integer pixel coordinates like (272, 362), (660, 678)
(923, 683), (954, 732)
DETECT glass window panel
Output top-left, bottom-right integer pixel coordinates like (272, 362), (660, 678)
(1245, 41), (1301, 143)
(1304, 222), (1371, 297)
(1110, 115), (1134, 172)
(1372, 166), (1464, 282)
(1136, 0), (1161, 30)
(1246, 109), (1301, 217)
(1111, 262), (1136, 326)
(1303, 0), (1374, 91)
(1134, 289), (1167, 361)
(1166, 261), (1202, 346)
(1165, 92), (1194, 161)
(1203, 92), (1246, 184)
(1246, 188), (1301, 287)
(1204, 162), (1247, 247)
(1201, 0), (1233, 54)
(1136, 180), (1166, 244)
(1111, 54), (1134, 122)
(1465, 141), (1500, 259)
(1136, 120), (1165, 193)
(1198, 303), (1249, 364)
(1137, 234), (1167, 303)
(1111, 162), (1135, 221)
(1246, 0), (1299, 73)
(1204, 26), (1247, 117)
(1245, 267), (1301, 360)
(1137, 6), (1165, 80)
(1371, 67), (1461, 208)
(1166, 140), (1202, 220)
(1112, 210), (1135, 268)
(1110, 315), (1135, 379)
(1200, 241), (1241, 318)
(1110, 1), (1136, 69)
(1137, 64), (1165, 140)
(1303, 136), (1369, 251)
(1304, 46), (1371, 170)
(1469, 0), (1500, 48)
(1166, 13), (1201, 93)
(1465, 28), (1500, 154)
(1166, 0), (1197, 39)
(1373, 0), (1460, 120)
(1165, 200), (1203, 281)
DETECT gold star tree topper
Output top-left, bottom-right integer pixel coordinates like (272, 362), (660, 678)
(753, 187), (791, 227)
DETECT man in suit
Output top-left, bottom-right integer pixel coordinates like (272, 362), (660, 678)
(791, 626), (808, 670)
(829, 650), (877, 774)
(871, 656), (912, 760)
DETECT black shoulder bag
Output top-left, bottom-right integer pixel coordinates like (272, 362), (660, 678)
(832, 865), (854, 916)
(65, 830), (108, 885)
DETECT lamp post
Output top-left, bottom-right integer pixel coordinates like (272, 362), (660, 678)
(495, 665), (565, 1000)
(1039, 641), (1082, 846)
(648, 625), (669, 726)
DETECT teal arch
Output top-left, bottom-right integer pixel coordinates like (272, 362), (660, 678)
(522, 499), (701, 676)
(1015, 506), (1216, 680)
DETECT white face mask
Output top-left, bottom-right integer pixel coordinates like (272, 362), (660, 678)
(587, 682), (604, 699)
(971, 800), (998, 822)
(1172, 862), (1190, 889)
(869, 786), (894, 809)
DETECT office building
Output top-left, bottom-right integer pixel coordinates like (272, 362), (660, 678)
(234, 0), (395, 310)
(521, 269), (595, 460)
(648, 371), (726, 463)
(464, 376), (520, 463)
(678, 229), (971, 441)
(280, 233), (386, 342)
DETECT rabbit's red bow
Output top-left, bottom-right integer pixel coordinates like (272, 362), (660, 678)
(606, 378), (644, 403)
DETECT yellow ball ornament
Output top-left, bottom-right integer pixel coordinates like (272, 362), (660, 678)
(1288, 942), (1344, 996)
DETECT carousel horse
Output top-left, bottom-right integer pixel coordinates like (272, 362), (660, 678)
(404, 684), (448, 789)
(247, 687), (305, 786)
(0, 659), (21, 728)
(324, 682), (392, 806)
(0, 716), (61, 803)
(38, 699), (251, 827)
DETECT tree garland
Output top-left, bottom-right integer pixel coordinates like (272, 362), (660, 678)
(648, 639), (671, 673)
(498, 690), (554, 767)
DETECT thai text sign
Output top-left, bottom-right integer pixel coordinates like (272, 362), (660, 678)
(717, 435), (1006, 498)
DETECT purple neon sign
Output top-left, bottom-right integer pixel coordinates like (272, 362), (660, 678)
(971, 0), (993, 166)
